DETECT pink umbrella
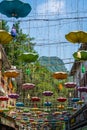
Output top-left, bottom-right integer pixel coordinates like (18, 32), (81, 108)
(64, 82), (76, 88)
(43, 91), (53, 96)
(22, 83), (35, 89)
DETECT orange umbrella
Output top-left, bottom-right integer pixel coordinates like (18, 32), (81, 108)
(53, 72), (68, 80)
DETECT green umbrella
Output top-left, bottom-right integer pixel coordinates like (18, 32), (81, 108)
(73, 50), (87, 61)
(19, 52), (39, 63)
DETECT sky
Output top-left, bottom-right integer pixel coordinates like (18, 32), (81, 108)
(0, 0), (87, 71)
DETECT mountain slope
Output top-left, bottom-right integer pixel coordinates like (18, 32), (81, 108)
(39, 56), (67, 72)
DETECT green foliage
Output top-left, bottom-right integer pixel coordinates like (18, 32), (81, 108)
(2, 20), (69, 108)
(1, 20), (9, 31)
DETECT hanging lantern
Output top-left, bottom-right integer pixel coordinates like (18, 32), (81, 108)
(65, 31), (87, 43)
(42, 91), (53, 96)
(53, 72), (68, 80)
(22, 83), (35, 90)
(0, 0), (32, 18)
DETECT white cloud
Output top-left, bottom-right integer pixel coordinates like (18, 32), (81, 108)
(37, 0), (64, 15)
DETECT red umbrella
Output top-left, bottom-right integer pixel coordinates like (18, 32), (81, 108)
(31, 97), (40, 102)
(57, 97), (67, 102)
(0, 96), (9, 101)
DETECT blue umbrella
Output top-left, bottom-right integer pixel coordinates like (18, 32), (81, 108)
(44, 102), (52, 107)
(16, 102), (24, 107)
(0, 0), (32, 18)
(71, 98), (80, 102)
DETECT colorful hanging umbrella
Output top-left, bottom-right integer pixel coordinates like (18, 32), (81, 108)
(31, 97), (40, 102)
(77, 100), (84, 105)
(22, 83), (35, 90)
(67, 106), (73, 111)
(64, 82), (76, 88)
(53, 72), (68, 80)
(71, 98), (80, 102)
(30, 107), (39, 111)
(0, 30), (13, 44)
(57, 97), (67, 102)
(0, 0), (32, 18)
(44, 101), (52, 107)
(57, 104), (64, 110)
(73, 50), (87, 61)
(16, 102), (24, 107)
(4, 68), (20, 78)
(8, 93), (19, 99)
(0, 96), (9, 101)
(42, 91), (53, 96)
(53, 111), (62, 116)
(19, 52), (39, 63)
(65, 31), (87, 43)
(23, 108), (29, 113)
(77, 87), (87, 92)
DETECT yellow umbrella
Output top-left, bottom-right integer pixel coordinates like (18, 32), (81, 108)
(0, 30), (13, 44)
(65, 31), (87, 43)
